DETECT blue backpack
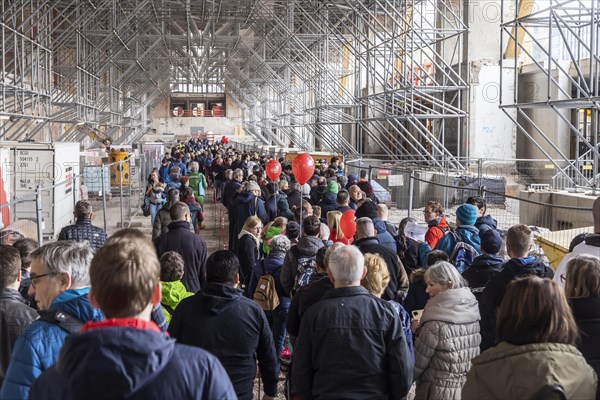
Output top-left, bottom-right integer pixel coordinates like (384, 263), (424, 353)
(449, 231), (479, 273)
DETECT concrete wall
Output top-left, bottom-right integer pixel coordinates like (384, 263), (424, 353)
(469, 63), (517, 159)
(519, 191), (595, 231)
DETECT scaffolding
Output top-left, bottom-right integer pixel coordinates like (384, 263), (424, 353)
(1, 0), (470, 162)
(501, 0), (600, 189)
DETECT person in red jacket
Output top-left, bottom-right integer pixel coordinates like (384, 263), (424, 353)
(423, 201), (449, 249)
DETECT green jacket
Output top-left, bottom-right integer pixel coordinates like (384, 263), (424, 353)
(188, 172), (207, 205)
(262, 226), (284, 255)
(161, 280), (194, 324)
(462, 341), (597, 400)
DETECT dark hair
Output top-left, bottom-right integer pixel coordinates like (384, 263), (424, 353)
(466, 196), (486, 212)
(303, 215), (321, 236)
(75, 200), (93, 219)
(12, 238), (39, 270)
(169, 202), (190, 221)
(159, 251), (185, 282)
(316, 246), (329, 270)
(497, 276), (578, 346)
(266, 182), (278, 196)
(397, 217), (416, 259)
(427, 250), (449, 267)
(181, 187), (194, 200)
(0, 245), (21, 287)
(337, 190), (350, 205)
(206, 250), (239, 286)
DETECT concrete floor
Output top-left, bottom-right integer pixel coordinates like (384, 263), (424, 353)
(89, 188), (227, 254)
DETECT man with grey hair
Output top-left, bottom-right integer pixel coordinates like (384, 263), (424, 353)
(376, 203), (399, 237)
(354, 217), (409, 301)
(154, 202), (208, 293)
(58, 200), (107, 253)
(1, 241), (103, 400)
(292, 245), (413, 399)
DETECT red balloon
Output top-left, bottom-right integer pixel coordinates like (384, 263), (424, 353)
(292, 153), (315, 185)
(265, 159), (282, 181)
(340, 210), (356, 239)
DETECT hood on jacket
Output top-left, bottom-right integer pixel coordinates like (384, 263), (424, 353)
(197, 282), (244, 314)
(373, 218), (387, 234)
(237, 191), (258, 205)
(320, 191), (337, 205)
(475, 214), (498, 231)
(296, 235), (326, 257)
(51, 288), (104, 323)
(421, 287), (480, 325)
(470, 254), (505, 270)
(58, 326), (176, 398)
(504, 256), (550, 277)
(262, 226), (284, 255)
(161, 281), (194, 308)
(262, 255), (285, 275)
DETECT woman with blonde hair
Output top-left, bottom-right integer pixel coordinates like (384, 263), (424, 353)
(327, 210), (349, 244)
(565, 255), (600, 400)
(235, 216), (263, 297)
(413, 261), (480, 399)
(463, 276), (597, 399)
(361, 253), (414, 362)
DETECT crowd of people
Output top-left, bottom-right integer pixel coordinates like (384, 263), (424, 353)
(0, 139), (599, 399)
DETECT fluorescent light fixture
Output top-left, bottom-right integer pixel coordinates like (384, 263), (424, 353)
(0, 115), (10, 120)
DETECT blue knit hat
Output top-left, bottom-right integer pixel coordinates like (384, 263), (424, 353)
(456, 204), (478, 225)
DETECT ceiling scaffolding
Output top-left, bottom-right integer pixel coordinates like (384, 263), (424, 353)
(0, 0), (471, 161)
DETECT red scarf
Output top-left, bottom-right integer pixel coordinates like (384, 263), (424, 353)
(82, 318), (162, 333)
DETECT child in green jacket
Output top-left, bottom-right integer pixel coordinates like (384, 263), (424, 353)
(159, 251), (194, 324)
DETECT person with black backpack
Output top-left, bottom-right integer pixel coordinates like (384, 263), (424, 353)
(422, 204), (481, 271)
(1, 241), (103, 400)
(280, 215), (327, 297)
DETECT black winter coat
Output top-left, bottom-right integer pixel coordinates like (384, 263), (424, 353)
(462, 254), (504, 300)
(475, 214), (498, 233)
(479, 257), (554, 351)
(396, 236), (420, 275)
(169, 283), (279, 400)
(286, 273), (333, 337)
(292, 286), (413, 400)
(318, 192), (338, 219)
(235, 232), (261, 295)
(570, 295), (600, 400)
(403, 269), (428, 314)
(57, 218), (107, 253)
(353, 237), (409, 300)
(230, 192), (268, 252)
(0, 289), (38, 386)
(154, 220), (208, 293)
(222, 179), (241, 208)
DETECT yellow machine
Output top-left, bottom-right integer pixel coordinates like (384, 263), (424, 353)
(109, 150), (131, 186)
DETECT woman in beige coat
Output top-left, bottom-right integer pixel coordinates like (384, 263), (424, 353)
(412, 261), (481, 399)
(463, 276), (597, 400)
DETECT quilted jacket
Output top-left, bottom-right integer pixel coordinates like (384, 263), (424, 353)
(414, 287), (481, 400)
(0, 288), (103, 400)
(57, 218), (107, 253)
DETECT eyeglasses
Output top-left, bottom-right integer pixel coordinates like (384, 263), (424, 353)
(30, 272), (58, 288)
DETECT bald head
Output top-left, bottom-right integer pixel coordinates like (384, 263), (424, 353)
(594, 197), (600, 232)
(355, 217), (375, 239)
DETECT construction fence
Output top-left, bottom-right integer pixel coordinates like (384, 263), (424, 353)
(0, 152), (160, 245)
(345, 158), (596, 269)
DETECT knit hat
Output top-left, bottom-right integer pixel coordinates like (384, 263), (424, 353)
(456, 204), (478, 226)
(327, 180), (339, 194)
(286, 221), (301, 240)
(480, 229), (503, 254)
(269, 234), (292, 254)
(347, 174), (358, 184)
(246, 181), (261, 192)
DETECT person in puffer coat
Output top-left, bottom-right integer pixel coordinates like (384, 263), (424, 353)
(412, 261), (481, 400)
(1, 242), (103, 400)
(463, 276), (597, 400)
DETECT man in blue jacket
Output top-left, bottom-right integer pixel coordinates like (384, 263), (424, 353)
(1, 241), (103, 400)
(28, 229), (236, 400)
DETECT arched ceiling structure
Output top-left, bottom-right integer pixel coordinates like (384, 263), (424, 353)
(1, 0), (468, 164)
